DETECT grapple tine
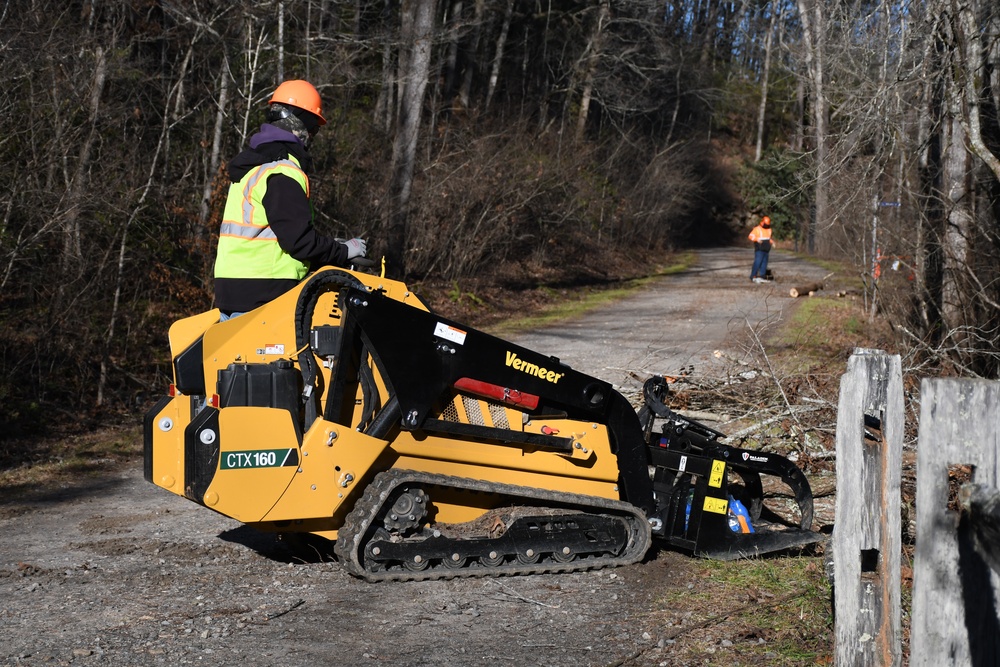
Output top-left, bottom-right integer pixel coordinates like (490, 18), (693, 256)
(695, 528), (826, 560)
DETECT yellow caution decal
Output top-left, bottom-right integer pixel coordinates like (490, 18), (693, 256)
(505, 351), (565, 384)
(709, 460), (725, 488)
(703, 496), (728, 514)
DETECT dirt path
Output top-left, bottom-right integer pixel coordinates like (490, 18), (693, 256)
(0, 248), (830, 667)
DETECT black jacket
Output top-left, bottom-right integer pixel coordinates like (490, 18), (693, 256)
(214, 125), (348, 314)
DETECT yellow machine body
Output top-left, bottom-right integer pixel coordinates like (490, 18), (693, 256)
(144, 268), (622, 541)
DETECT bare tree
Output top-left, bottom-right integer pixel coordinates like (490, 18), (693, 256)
(795, 0), (830, 254)
(61, 45), (107, 274)
(199, 55), (231, 229)
(755, 1), (781, 163)
(575, 0), (610, 141)
(386, 0), (439, 273)
(484, 0), (513, 114)
(949, 0), (1000, 182)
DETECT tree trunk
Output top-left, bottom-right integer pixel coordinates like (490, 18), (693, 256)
(240, 22), (268, 144)
(718, 0), (744, 69)
(374, 0), (396, 132)
(754, 1), (779, 162)
(793, 77), (805, 152)
(991, 9), (1000, 126)
(951, 0), (1000, 183)
(795, 0), (829, 254)
(666, 62), (683, 145)
(61, 45), (107, 275)
(0, 197), (17, 292)
(442, 0), (464, 110)
(698, 0), (721, 68)
(576, 0), (610, 141)
(915, 12), (946, 345)
(277, 0), (286, 83)
(484, 0), (513, 114)
(458, 0), (484, 110)
(199, 55), (230, 231)
(386, 0), (438, 274)
(942, 82), (973, 332)
(305, 0), (312, 80)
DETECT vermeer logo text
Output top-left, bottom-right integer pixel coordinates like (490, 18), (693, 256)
(505, 351), (564, 383)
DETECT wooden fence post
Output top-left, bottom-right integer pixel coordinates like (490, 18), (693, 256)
(911, 379), (1000, 666)
(834, 348), (903, 667)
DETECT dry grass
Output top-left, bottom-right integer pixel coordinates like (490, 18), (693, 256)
(0, 423), (142, 495)
(644, 556), (834, 666)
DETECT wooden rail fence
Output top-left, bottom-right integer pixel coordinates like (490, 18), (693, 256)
(833, 349), (903, 667)
(910, 379), (1000, 666)
(832, 349), (1000, 666)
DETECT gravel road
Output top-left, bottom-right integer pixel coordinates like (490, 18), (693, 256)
(510, 247), (830, 394)
(0, 248), (830, 667)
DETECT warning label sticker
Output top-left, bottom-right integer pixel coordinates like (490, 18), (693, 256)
(434, 322), (467, 345)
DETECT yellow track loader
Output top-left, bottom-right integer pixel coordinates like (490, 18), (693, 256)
(144, 266), (820, 581)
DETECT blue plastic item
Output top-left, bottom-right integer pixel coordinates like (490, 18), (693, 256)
(727, 496), (755, 533)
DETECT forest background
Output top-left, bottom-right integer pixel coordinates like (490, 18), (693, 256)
(1, 0), (999, 444)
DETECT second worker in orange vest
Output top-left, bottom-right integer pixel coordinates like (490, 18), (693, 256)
(748, 216), (773, 283)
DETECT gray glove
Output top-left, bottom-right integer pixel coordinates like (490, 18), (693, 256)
(344, 238), (367, 260)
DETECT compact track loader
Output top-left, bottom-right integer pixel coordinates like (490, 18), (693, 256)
(144, 265), (821, 581)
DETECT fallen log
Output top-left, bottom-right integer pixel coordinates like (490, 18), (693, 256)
(789, 282), (824, 298)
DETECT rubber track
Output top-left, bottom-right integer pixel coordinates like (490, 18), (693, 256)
(334, 469), (652, 582)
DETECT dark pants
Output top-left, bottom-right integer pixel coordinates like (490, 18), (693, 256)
(751, 250), (770, 279)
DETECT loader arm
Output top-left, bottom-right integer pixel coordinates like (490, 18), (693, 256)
(317, 285), (656, 516)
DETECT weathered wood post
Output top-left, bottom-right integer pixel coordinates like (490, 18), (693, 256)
(911, 379), (1000, 666)
(834, 348), (903, 666)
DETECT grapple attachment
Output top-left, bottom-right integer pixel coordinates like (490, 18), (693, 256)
(639, 377), (824, 559)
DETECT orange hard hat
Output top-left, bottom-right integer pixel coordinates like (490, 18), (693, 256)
(761, 216), (771, 225)
(269, 80), (326, 125)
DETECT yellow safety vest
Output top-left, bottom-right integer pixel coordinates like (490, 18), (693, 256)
(214, 157), (311, 280)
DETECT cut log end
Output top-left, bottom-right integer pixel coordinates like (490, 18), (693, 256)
(789, 282), (824, 298)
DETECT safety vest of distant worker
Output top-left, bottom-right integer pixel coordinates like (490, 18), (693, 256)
(748, 216), (773, 252)
(215, 155), (311, 281)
